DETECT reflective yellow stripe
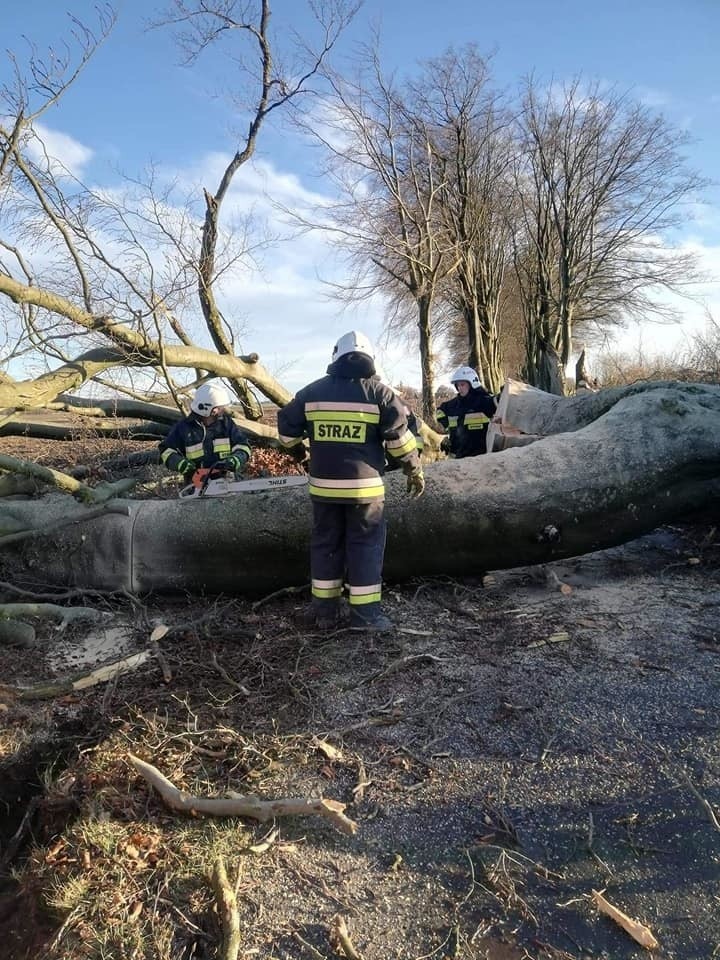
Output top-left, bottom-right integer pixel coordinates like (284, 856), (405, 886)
(160, 448), (175, 464)
(386, 430), (417, 458)
(348, 591), (382, 605)
(415, 438), (425, 451)
(310, 476), (384, 489)
(436, 410), (447, 421)
(313, 579), (343, 589)
(447, 417), (459, 427)
(312, 585), (343, 599)
(309, 484), (384, 499)
(232, 444), (251, 457)
(466, 423), (488, 430)
(306, 401), (378, 413)
(465, 413), (489, 424)
(279, 434), (304, 447)
(306, 410), (380, 423)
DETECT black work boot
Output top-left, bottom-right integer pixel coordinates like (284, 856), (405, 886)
(296, 599), (343, 631)
(349, 605), (394, 633)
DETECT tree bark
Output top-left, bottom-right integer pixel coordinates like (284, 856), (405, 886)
(1, 382), (718, 594)
(417, 294), (436, 422)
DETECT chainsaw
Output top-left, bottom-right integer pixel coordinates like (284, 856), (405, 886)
(179, 467), (308, 500)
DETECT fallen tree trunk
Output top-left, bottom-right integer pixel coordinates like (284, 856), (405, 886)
(0, 382), (718, 593)
(488, 377), (706, 450)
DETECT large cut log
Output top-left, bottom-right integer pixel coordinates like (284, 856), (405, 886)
(488, 377), (702, 451)
(1, 382), (718, 595)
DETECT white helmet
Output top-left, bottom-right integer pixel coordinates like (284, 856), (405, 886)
(449, 365), (481, 390)
(332, 330), (375, 363)
(191, 380), (232, 415)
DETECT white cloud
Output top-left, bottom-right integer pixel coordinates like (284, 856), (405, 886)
(27, 122), (94, 178)
(606, 237), (720, 358)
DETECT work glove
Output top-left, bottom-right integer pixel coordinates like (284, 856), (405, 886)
(176, 457), (192, 475)
(218, 452), (248, 474)
(289, 443), (310, 465)
(405, 467), (425, 499)
(440, 436), (451, 455)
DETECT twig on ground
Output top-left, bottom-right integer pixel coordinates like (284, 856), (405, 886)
(211, 651), (250, 695)
(352, 756), (371, 803)
(128, 754), (358, 835)
(0, 797), (41, 868)
(149, 623), (173, 683)
(330, 914), (363, 960)
(252, 583), (309, 611)
(364, 653), (447, 684)
(210, 856), (242, 960)
(680, 770), (720, 832)
(585, 812), (614, 878)
(293, 930), (328, 959)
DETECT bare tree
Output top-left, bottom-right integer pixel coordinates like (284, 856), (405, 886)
(305, 47), (459, 419)
(426, 48), (514, 394)
(512, 77), (705, 393)
(0, 2), (357, 430)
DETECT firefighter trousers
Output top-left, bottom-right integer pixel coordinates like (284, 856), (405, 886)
(310, 500), (386, 617)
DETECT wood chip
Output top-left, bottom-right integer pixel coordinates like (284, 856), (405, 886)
(527, 632), (571, 648)
(592, 889), (659, 949)
(312, 737), (343, 762)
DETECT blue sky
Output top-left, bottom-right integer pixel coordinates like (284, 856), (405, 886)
(2, 0), (719, 389)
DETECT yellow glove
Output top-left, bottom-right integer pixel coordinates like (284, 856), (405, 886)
(406, 468), (425, 499)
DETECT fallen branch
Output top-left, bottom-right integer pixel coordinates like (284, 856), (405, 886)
(210, 857), (242, 960)
(128, 754), (358, 835)
(0, 619), (35, 646)
(0, 580), (125, 601)
(0, 603), (110, 630)
(0, 650), (151, 701)
(0, 453), (137, 503)
(592, 889), (659, 950)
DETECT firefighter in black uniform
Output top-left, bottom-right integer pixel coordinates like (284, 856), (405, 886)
(436, 365), (497, 458)
(278, 331), (425, 633)
(158, 381), (252, 485)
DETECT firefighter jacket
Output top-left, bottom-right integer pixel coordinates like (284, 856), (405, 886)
(278, 355), (420, 503)
(158, 412), (252, 474)
(385, 407), (424, 470)
(436, 387), (497, 458)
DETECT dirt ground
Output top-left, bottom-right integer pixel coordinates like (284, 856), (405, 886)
(0, 437), (719, 960)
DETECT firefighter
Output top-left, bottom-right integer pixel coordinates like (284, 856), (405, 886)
(158, 381), (252, 485)
(278, 331), (425, 633)
(436, 365), (497, 459)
